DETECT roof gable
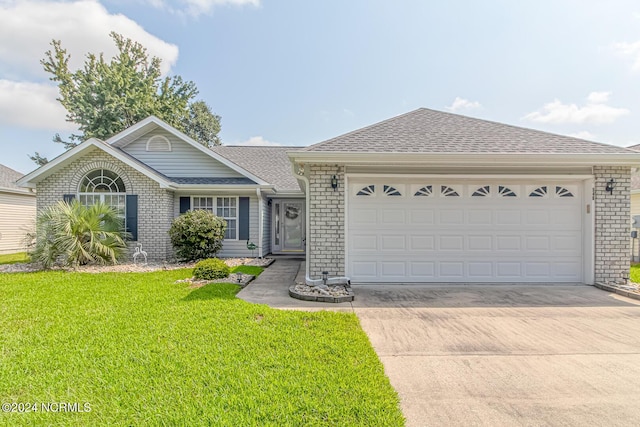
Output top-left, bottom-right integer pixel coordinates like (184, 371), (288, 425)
(304, 108), (635, 155)
(107, 116), (267, 185)
(17, 139), (174, 189)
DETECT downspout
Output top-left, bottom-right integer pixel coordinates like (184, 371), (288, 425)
(291, 162), (350, 286)
(256, 188), (263, 258)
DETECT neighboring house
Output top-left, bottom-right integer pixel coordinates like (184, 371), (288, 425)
(628, 144), (640, 261)
(0, 164), (36, 254)
(627, 144), (640, 223)
(17, 108), (640, 284)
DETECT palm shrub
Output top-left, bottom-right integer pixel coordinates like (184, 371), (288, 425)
(31, 200), (129, 268)
(168, 210), (226, 261)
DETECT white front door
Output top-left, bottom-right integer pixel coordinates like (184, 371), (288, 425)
(347, 179), (585, 283)
(272, 200), (305, 253)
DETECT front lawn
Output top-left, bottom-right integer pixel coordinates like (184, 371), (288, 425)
(0, 269), (403, 426)
(0, 252), (30, 265)
(630, 264), (640, 282)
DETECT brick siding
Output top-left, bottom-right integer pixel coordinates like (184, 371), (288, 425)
(594, 166), (631, 283)
(36, 149), (174, 262)
(307, 165), (345, 279)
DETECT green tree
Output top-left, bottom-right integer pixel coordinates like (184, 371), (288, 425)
(31, 32), (221, 165)
(182, 100), (221, 147)
(31, 200), (129, 268)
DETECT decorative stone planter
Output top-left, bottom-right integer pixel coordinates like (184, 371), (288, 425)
(289, 283), (355, 303)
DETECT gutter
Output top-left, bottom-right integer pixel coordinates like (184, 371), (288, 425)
(287, 152), (640, 167)
(256, 187), (263, 258)
(0, 186), (36, 196)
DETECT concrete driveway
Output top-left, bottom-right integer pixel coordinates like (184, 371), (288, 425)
(352, 284), (640, 426)
(238, 261), (640, 425)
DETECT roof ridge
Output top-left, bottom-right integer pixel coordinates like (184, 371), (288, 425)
(302, 108), (427, 151)
(420, 107), (638, 152)
(301, 107), (636, 154)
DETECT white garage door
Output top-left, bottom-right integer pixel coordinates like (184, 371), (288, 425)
(347, 179), (584, 283)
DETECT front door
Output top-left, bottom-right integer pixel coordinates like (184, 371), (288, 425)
(272, 200), (305, 253)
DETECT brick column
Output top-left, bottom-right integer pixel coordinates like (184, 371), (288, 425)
(594, 166), (631, 283)
(308, 164), (345, 279)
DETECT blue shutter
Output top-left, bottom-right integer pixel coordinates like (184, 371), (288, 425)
(126, 195), (138, 241)
(63, 194), (75, 203)
(179, 197), (191, 214)
(239, 197), (250, 240)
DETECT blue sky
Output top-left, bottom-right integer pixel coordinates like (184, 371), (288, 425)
(2, 0), (640, 173)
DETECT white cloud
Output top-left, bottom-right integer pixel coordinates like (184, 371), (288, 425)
(446, 97), (482, 112)
(568, 131), (596, 140)
(0, 0), (179, 78)
(234, 136), (281, 146)
(523, 92), (629, 125)
(145, 0), (260, 16)
(0, 79), (76, 131)
(613, 40), (640, 71)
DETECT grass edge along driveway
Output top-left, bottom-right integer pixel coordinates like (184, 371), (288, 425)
(0, 268), (403, 426)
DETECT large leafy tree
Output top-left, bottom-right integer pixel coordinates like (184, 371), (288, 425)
(31, 32), (221, 165)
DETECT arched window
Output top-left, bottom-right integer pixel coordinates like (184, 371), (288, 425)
(78, 169), (126, 216)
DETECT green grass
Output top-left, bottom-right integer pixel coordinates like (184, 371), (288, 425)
(0, 252), (30, 265)
(0, 269), (404, 426)
(630, 264), (640, 282)
(230, 264), (265, 277)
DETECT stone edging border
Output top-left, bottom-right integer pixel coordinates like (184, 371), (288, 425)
(594, 282), (640, 301)
(288, 285), (355, 303)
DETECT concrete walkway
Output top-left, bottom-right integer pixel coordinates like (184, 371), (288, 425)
(237, 258), (353, 311)
(238, 260), (640, 426)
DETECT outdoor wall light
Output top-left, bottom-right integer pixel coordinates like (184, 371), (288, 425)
(605, 178), (615, 194)
(331, 175), (338, 191)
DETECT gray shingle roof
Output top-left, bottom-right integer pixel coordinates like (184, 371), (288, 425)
(303, 108), (635, 154)
(0, 164), (24, 190)
(210, 146), (304, 192)
(169, 177), (256, 185)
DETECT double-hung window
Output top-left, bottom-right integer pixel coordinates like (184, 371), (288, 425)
(191, 196), (238, 240)
(216, 197), (237, 240)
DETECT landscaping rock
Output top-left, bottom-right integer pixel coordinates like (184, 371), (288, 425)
(289, 283), (355, 303)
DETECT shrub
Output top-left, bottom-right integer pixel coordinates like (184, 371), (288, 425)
(193, 258), (230, 280)
(169, 209), (227, 261)
(30, 200), (128, 268)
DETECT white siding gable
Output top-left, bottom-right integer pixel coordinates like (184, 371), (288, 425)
(122, 129), (244, 178)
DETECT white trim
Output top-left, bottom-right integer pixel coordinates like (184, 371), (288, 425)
(0, 187), (35, 196)
(346, 173), (595, 180)
(257, 188), (263, 258)
(289, 152), (640, 167)
(106, 116), (269, 186)
(173, 184), (274, 192)
(344, 173), (349, 279)
(583, 179), (595, 284)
